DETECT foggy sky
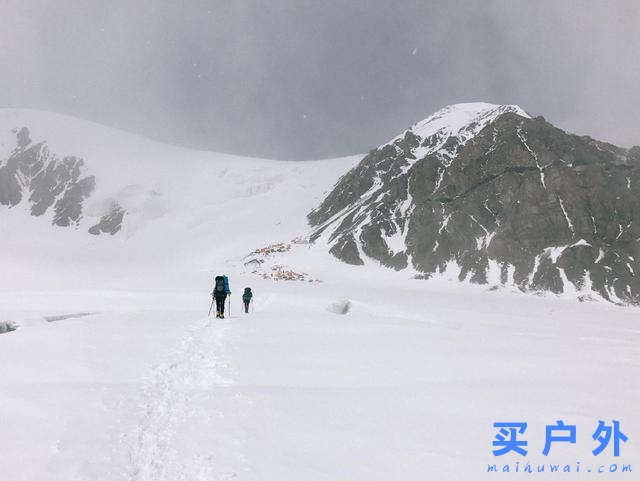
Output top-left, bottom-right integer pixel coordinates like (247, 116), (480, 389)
(1, 0), (639, 160)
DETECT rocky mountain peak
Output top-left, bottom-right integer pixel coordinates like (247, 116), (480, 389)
(392, 102), (529, 147)
(309, 104), (640, 305)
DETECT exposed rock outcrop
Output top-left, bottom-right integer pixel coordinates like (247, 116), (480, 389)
(309, 103), (640, 304)
(0, 127), (95, 227)
(89, 203), (126, 235)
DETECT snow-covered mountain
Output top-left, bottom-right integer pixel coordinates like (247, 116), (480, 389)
(0, 108), (360, 289)
(2, 107), (639, 481)
(3, 105), (640, 305)
(309, 102), (640, 304)
(0, 108), (358, 236)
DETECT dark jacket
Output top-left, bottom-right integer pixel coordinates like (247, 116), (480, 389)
(212, 275), (231, 298)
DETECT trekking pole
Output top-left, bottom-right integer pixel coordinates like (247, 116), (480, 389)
(208, 297), (214, 317)
(251, 299), (254, 313)
(228, 294), (231, 317)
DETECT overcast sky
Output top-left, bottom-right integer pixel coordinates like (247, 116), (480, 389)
(1, 0), (639, 160)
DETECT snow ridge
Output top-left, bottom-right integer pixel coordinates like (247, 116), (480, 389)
(389, 102), (529, 153)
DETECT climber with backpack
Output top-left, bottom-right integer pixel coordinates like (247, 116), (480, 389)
(242, 287), (253, 313)
(211, 275), (231, 318)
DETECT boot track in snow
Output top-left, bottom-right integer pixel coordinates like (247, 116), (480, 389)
(126, 318), (235, 481)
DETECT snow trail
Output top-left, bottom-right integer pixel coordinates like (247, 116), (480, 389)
(126, 317), (235, 481)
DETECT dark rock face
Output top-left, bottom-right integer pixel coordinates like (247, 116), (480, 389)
(0, 126), (115, 232)
(628, 146), (640, 164)
(89, 203), (126, 235)
(52, 175), (96, 227)
(0, 320), (18, 334)
(309, 106), (640, 304)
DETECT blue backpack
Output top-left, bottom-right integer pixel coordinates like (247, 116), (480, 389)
(214, 275), (229, 294)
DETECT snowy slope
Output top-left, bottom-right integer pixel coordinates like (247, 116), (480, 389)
(1, 109), (638, 481)
(0, 108), (360, 290)
(1, 276), (638, 481)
